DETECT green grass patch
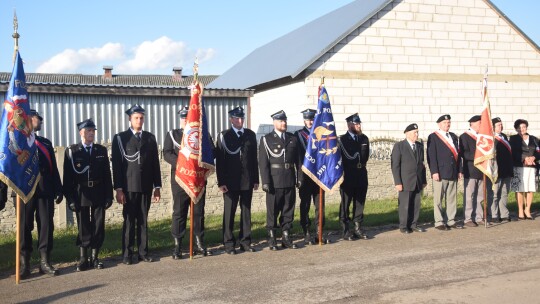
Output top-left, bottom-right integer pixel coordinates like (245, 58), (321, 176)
(0, 192), (536, 271)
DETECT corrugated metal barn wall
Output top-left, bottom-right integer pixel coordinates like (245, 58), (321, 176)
(0, 92), (248, 147)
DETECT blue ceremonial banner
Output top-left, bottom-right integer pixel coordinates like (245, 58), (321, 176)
(301, 85), (343, 192)
(0, 51), (40, 203)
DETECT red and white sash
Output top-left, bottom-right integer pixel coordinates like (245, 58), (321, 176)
(434, 132), (458, 162)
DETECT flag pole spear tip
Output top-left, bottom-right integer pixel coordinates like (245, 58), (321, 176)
(12, 9), (20, 63)
(193, 57), (199, 83)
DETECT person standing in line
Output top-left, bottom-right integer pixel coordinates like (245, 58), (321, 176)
(112, 104), (161, 265)
(391, 123), (427, 234)
(63, 119), (113, 271)
(215, 106), (259, 255)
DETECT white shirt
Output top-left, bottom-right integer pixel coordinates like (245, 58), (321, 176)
(232, 126), (245, 137)
(436, 129), (457, 150)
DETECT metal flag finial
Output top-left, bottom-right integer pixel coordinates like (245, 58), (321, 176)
(193, 57), (199, 83)
(12, 9), (20, 63)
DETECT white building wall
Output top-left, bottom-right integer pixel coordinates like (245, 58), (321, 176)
(249, 0), (540, 139)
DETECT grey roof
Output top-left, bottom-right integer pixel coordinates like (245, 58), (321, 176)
(209, 0), (540, 91)
(0, 72), (219, 88)
(208, 0), (393, 89)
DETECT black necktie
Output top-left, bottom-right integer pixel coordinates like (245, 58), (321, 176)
(86, 146), (91, 156)
(446, 133), (450, 139)
(281, 133), (285, 141)
(354, 135), (358, 142)
(237, 131), (243, 138)
(135, 132), (141, 141)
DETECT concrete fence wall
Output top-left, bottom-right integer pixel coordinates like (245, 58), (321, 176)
(0, 140), (441, 233)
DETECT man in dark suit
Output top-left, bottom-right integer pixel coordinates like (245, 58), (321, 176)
(338, 113), (370, 240)
(259, 110), (299, 250)
(294, 108), (329, 245)
(18, 109), (63, 279)
(111, 104), (161, 265)
(391, 123), (427, 234)
(63, 119), (113, 271)
(488, 117), (513, 223)
(459, 115), (485, 227)
(427, 114), (462, 231)
(163, 106), (212, 258)
(216, 106), (259, 255)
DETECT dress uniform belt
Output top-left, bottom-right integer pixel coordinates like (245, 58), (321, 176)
(271, 163), (294, 169)
(80, 180), (101, 188)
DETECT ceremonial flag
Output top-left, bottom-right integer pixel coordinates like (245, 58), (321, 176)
(474, 75), (498, 183)
(175, 67), (214, 203)
(0, 51), (40, 203)
(301, 85), (343, 192)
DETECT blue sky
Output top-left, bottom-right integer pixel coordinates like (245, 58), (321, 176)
(0, 0), (537, 75)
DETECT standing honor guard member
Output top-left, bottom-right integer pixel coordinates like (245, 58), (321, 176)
(295, 108), (329, 245)
(163, 106), (212, 258)
(427, 114), (462, 230)
(18, 110), (63, 278)
(338, 113), (370, 241)
(112, 104), (161, 265)
(391, 123), (427, 234)
(216, 106), (259, 255)
(459, 115), (485, 227)
(488, 117), (513, 222)
(259, 110), (299, 250)
(63, 119), (113, 271)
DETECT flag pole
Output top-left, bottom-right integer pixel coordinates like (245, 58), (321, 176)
(190, 200), (194, 260)
(483, 175), (487, 228)
(318, 187), (323, 246)
(15, 196), (20, 284)
(13, 10), (21, 285)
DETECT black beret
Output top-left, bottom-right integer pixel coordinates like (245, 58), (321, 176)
(177, 106), (189, 118)
(436, 114), (451, 123)
(492, 117), (502, 125)
(125, 104), (145, 116)
(300, 108), (316, 120)
(29, 109), (43, 121)
(468, 115), (481, 123)
(228, 106), (245, 118)
(514, 119), (528, 129)
(404, 123), (418, 133)
(271, 110), (287, 120)
(345, 113), (361, 123)
(77, 118), (97, 131)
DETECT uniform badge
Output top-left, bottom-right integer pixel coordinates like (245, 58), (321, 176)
(76, 163), (81, 168)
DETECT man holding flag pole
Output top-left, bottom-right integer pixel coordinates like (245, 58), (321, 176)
(473, 67), (498, 228)
(301, 79), (343, 245)
(0, 14), (57, 284)
(175, 60), (215, 259)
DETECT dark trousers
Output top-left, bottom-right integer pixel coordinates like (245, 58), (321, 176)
(265, 187), (295, 231)
(17, 197), (55, 255)
(76, 205), (105, 249)
(223, 190), (253, 249)
(122, 192), (151, 257)
(398, 189), (421, 229)
(299, 184), (325, 230)
(171, 184), (205, 238)
(339, 180), (368, 224)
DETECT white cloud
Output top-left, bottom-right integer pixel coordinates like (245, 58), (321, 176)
(35, 36), (216, 74)
(36, 43), (124, 73)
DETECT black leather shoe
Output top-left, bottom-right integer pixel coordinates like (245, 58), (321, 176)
(39, 252), (59, 276)
(225, 248), (237, 255)
(400, 228), (411, 234)
(435, 225), (449, 231)
(448, 224), (463, 229)
(343, 231), (356, 241)
(20, 254), (31, 280)
(412, 227), (425, 232)
(281, 230), (298, 249)
(268, 230), (278, 251)
(353, 222), (369, 239)
(123, 256), (132, 265)
(138, 255), (153, 262)
(239, 245), (256, 253)
(91, 249), (104, 269)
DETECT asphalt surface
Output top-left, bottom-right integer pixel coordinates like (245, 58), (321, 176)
(1, 218), (539, 303)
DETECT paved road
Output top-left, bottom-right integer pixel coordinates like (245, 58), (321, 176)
(1, 219), (539, 303)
